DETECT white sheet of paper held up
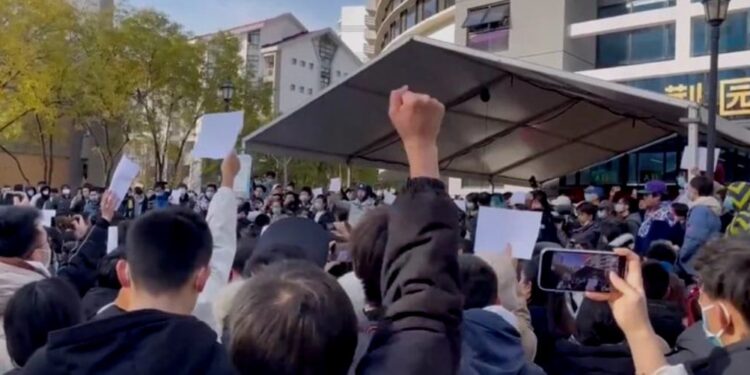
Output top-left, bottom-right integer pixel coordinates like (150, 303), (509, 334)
(192, 111), (244, 159)
(680, 146), (721, 172)
(108, 156), (140, 208)
(107, 226), (118, 253)
(474, 206), (542, 260)
(41, 210), (56, 227)
(329, 178), (342, 193)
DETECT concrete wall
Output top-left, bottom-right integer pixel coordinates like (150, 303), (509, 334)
(276, 32), (361, 115)
(339, 6), (367, 61)
(454, 0), (596, 71)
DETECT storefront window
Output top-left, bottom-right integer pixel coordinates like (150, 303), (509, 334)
(638, 152), (664, 182)
(692, 11), (750, 56)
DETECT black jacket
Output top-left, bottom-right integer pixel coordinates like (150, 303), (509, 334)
(685, 338), (750, 375)
(648, 300), (684, 347)
(81, 287), (119, 320)
(356, 178), (462, 375)
(21, 309), (234, 375)
(57, 218), (109, 296)
(551, 339), (634, 375)
(667, 323), (714, 365)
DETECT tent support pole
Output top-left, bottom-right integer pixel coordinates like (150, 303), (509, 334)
(687, 106), (700, 181)
(347, 165), (352, 188)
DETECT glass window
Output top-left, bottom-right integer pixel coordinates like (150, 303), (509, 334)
(309, 62), (314, 70)
(299, 86), (304, 93)
(308, 88), (313, 95)
(444, 0), (456, 8)
(290, 84), (296, 91)
(467, 29), (510, 52)
(638, 152), (664, 182)
(390, 21), (400, 39)
(628, 153), (638, 184)
(292, 58), (297, 65)
(464, 3), (510, 53)
(300, 60), (306, 68)
(597, 24), (675, 68)
(406, 7), (417, 29)
(692, 12), (750, 56)
(422, 0), (438, 19)
(598, 0), (675, 19)
(247, 30), (261, 48)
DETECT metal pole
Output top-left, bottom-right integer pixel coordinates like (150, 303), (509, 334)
(687, 106), (700, 181)
(224, 100), (231, 112)
(706, 23), (721, 181)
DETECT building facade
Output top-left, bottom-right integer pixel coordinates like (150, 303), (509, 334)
(339, 6), (368, 62)
(367, 0), (750, 191)
(188, 14), (362, 189)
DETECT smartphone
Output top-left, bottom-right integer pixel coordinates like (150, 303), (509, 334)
(538, 248), (626, 293)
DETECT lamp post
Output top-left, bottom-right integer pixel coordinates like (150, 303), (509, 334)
(702, 0), (730, 180)
(219, 80), (235, 112)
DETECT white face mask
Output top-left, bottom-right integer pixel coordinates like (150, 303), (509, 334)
(597, 210), (607, 219)
(614, 203), (626, 213)
(62, 189), (71, 196)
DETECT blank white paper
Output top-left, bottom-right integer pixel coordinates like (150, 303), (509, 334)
(192, 111), (244, 159)
(474, 206), (542, 260)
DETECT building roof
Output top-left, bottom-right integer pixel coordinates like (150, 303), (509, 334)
(197, 13), (307, 39)
(261, 28), (364, 65)
(243, 37), (750, 186)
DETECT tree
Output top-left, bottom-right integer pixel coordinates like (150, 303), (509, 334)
(0, 0), (78, 183)
(71, 8), (146, 184)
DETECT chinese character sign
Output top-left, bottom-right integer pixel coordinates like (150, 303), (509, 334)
(663, 78), (750, 118)
(720, 78), (750, 117)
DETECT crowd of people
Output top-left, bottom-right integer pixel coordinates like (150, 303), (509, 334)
(0, 87), (749, 374)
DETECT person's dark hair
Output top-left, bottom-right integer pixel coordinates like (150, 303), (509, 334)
(349, 207), (388, 306)
(45, 227), (64, 256)
(671, 202), (689, 219)
(477, 192), (492, 207)
(3, 278), (83, 366)
(694, 238), (750, 324)
(642, 261), (670, 300)
(235, 235), (257, 276)
(228, 261), (357, 375)
(458, 254), (498, 309)
(518, 257), (547, 307)
(690, 176), (714, 197)
(125, 207), (213, 294)
(264, 171), (276, 179)
(575, 299), (624, 346)
(0, 206), (41, 258)
(12, 184), (23, 192)
(97, 248), (126, 289)
(205, 184), (217, 191)
(627, 197), (640, 215)
(646, 241), (677, 265)
(531, 190), (552, 212)
(599, 219), (630, 243)
(254, 214), (270, 228)
(117, 220), (131, 246)
(301, 186), (312, 196)
(577, 202), (597, 217)
(254, 184), (267, 193)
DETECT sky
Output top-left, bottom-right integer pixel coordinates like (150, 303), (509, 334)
(123, 0), (361, 35)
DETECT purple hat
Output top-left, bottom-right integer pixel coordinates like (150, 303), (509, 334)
(640, 180), (667, 196)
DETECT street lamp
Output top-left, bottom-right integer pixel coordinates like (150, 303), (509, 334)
(219, 80), (235, 112)
(702, 0), (730, 180)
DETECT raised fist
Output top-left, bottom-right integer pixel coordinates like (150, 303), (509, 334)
(388, 86), (445, 149)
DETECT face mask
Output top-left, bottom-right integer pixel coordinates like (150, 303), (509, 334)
(467, 202), (477, 211)
(90, 195), (100, 202)
(155, 191), (164, 197)
(272, 206), (282, 215)
(346, 193), (355, 200)
(206, 191), (215, 199)
(584, 193), (597, 203)
(313, 202), (325, 211)
(27, 191), (35, 198)
(62, 189), (71, 196)
(300, 194), (310, 202)
(701, 303), (729, 347)
(41, 190), (50, 197)
(677, 176), (687, 189)
(597, 210), (607, 219)
(724, 196), (736, 212)
(614, 203), (626, 213)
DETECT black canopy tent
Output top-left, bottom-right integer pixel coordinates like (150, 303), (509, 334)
(243, 36), (750, 186)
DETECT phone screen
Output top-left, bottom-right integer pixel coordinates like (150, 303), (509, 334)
(538, 249), (625, 293)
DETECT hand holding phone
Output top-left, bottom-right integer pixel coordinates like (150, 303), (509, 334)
(538, 248), (626, 293)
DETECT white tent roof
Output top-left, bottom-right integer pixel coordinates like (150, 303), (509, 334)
(244, 36), (750, 186)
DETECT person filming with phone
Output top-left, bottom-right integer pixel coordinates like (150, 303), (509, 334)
(587, 238), (750, 375)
